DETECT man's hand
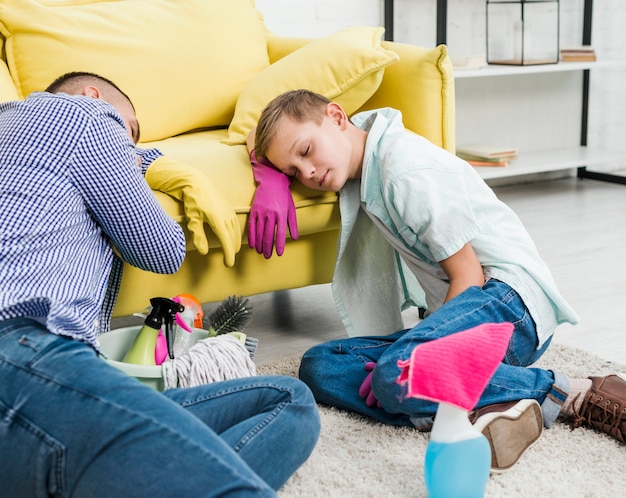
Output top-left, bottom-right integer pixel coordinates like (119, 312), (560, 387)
(358, 361), (381, 408)
(145, 156), (241, 267)
(248, 150), (298, 258)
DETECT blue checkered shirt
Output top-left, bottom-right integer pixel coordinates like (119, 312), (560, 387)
(0, 92), (185, 350)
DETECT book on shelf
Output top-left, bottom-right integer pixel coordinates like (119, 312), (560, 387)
(456, 145), (517, 167)
(560, 46), (596, 62)
(450, 54), (487, 71)
(457, 145), (517, 160)
(464, 159), (508, 167)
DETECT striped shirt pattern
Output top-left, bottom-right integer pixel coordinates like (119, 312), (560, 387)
(0, 92), (185, 349)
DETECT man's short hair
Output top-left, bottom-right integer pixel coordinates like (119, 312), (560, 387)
(254, 89), (330, 159)
(45, 71), (134, 110)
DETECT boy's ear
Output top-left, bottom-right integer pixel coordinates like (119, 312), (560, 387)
(326, 102), (348, 128)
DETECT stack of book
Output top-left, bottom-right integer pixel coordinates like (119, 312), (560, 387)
(450, 54), (488, 71)
(456, 145), (517, 167)
(560, 46), (596, 62)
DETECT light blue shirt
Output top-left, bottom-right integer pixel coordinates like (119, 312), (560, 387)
(0, 92), (186, 350)
(332, 108), (579, 347)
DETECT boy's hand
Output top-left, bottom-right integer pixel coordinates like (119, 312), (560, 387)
(248, 150), (298, 258)
(145, 156), (241, 267)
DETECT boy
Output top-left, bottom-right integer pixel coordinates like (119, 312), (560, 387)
(252, 89), (625, 471)
(0, 75), (320, 496)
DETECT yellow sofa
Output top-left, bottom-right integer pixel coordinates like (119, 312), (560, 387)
(0, 0), (455, 318)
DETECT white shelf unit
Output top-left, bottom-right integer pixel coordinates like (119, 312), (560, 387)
(383, 0), (626, 185)
(453, 60), (626, 182)
(453, 60), (618, 79)
(470, 145), (626, 181)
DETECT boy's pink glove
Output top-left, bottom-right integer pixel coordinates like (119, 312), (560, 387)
(248, 150), (298, 258)
(358, 361), (381, 408)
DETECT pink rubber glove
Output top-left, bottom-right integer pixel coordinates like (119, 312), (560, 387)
(248, 150), (298, 258)
(358, 361), (381, 408)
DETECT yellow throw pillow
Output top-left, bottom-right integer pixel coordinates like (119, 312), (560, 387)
(223, 26), (399, 145)
(0, 0), (270, 142)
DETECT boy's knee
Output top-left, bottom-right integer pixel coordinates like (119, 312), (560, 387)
(298, 341), (338, 382)
(298, 349), (321, 388)
(370, 357), (399, 404)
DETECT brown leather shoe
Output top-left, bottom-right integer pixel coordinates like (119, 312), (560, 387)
(571, 373), (626, 443)
(470, 399), (543, 473)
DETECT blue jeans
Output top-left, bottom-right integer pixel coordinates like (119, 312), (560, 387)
(300, 279), (568, 429)
(0, 318), (320, 498)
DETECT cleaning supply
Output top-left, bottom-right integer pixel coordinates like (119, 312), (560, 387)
(174, 293), (204, 327)
(396, 322), (514, 498)
(204, 295), (258, 358)
(160, 295), (258, 388)
(155, 330), (168, 365)
(123, 297), (183, 365)
(171, 297), (196, 358)
(154, 293), (203, 363)
(154, 309), (193, 365)
(162, 334), (257, 389)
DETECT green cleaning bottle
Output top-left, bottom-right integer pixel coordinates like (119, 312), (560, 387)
(123, 297), (183, 365)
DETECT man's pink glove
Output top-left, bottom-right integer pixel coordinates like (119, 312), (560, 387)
(248, 150), (298, 258)
(358, 361), (381, 408)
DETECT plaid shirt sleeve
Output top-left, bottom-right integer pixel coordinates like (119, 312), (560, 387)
(0, 93), (185, 347)
(70, 107), (185, 273)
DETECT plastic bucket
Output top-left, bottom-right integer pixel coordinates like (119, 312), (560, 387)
(98, 326), (208, 391)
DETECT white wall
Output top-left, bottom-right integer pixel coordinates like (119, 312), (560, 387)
(256, 0), (626, 172)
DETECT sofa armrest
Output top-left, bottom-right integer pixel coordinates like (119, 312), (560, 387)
(0, 59), (19, 103)
(359, 42), (455, 153)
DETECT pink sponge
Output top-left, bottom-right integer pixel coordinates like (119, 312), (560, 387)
(396, 322), (514, 411)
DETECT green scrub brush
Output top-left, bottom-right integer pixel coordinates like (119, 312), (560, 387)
(204, 295), (258, 359)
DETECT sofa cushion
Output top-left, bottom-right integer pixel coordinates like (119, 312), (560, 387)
(223, 26), (399, 145)
(142, 129), (340, 249)
(0, 0), (270, 142)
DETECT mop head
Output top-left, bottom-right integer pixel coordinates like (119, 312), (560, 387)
(396, 322), (514, 411)
(162, 334), (256, 390)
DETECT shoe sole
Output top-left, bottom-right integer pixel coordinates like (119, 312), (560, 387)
(472, 399), (543, 473)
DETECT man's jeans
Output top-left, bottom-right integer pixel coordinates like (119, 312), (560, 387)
(0, 318), (320, 498)
(300, 279), (568, 429)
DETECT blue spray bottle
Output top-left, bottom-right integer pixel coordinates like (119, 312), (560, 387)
(123, 297), (183, 365)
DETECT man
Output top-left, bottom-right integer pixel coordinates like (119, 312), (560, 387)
(0, 73), (319, 497)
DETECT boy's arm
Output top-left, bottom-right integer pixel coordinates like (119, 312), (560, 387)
(438, 243), (485, 302)
(246, 129), (298, 259)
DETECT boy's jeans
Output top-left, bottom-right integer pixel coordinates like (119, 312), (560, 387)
(0, 318), (320, 498)
(300, 279), (568, 429)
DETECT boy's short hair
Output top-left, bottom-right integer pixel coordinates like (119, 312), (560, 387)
(255, 89), (330, 159)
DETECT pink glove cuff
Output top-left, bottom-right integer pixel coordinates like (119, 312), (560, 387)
(249, 150), (291, 185)
(396, 322), (514, 411)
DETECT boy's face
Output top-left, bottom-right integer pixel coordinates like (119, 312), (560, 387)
(265, 103), (360, 192)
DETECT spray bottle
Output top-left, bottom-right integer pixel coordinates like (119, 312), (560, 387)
(123, 297), (183, 365)
(171, 302), (196, 358)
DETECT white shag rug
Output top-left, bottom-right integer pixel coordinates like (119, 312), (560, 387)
(258, 344), (626, 497)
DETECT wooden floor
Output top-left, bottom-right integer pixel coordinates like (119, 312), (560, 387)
(112, 175), (626, 368)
